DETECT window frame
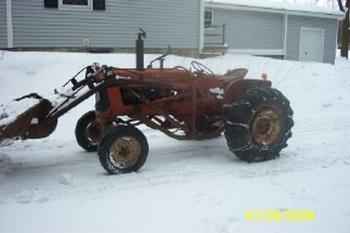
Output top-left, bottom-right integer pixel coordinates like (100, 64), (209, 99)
(204, 9), (214, 28)
(58, 0), (93, 11)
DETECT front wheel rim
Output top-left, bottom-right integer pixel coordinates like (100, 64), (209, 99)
(85, 122), (100, 146)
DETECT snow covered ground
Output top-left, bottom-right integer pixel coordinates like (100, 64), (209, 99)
(0, 51), (350, 233)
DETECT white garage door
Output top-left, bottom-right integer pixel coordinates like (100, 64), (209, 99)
(299, 27), (325, 62)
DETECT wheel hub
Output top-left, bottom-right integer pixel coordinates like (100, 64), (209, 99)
(252, 108), (281, 145)
(109, 136), (141, 169)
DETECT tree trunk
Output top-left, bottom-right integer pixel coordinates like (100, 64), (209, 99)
(340, 9), (349, 59)
(337, 0), (345, 12)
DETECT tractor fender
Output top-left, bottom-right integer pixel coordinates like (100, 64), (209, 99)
(223, 79), (272, 105)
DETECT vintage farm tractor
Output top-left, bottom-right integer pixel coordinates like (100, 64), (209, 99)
(0, 31), (294, 174)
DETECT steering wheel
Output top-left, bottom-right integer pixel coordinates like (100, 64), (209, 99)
(190, 61), (215, 77)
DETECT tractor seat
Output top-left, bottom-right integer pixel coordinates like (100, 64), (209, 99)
(221, 68), (248, 82)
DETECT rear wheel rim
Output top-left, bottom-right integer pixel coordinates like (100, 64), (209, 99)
(251, 108), (281, 146)
(109, 136), (141, 169)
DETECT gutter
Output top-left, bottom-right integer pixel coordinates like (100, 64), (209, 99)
(6, 0), (13, 48)
(206, 2), (343, 20)
(283, 10), (288, 59)
(199, 0), (205, 54)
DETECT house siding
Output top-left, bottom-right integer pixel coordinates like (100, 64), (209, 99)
(286, 15), (338, 64)
(0, 0), (7, 48)
(208, 8), (284, 50)
(12, 0), (200, 49)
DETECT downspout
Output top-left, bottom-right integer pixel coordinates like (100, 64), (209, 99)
(6, 0), (13, 48)
(199, 0), (204, 55)
(283, 10), (288, 59)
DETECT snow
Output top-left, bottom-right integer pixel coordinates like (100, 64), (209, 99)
(209, 87), (225, 99)
(0, 51), (350, 233)
(0, 98), (40, 126)
(206, 0), (344, 17)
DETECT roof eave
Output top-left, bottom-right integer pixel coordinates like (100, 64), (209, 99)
(205, 2), (344, 19)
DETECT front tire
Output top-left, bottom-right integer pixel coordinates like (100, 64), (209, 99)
(75, 111), (99, 152)
(98, 126), (149, 174)
(224, 87), (294, 162)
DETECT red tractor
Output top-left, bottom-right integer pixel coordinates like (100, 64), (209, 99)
(0, 31), (293, 174)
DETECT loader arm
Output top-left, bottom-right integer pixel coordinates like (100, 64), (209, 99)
(0, 64), (194, 144)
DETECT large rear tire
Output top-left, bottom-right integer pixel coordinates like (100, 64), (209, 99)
(75, 111), (99, 152)
(98, 126), (149, 174)
(224, 87), (293, 162)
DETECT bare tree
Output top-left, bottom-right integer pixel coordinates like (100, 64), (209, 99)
(337, 0), (345, 11)
(340, 0), (349, 58)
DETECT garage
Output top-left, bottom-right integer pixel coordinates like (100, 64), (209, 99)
(204, 0), (343, 63)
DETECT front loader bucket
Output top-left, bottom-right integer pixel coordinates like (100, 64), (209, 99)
(0, 97), (57, 145)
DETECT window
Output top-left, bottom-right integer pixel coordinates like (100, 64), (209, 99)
(44, 0), (105, 10)
(59, 0), (92, 10)
(205, 9), (213, 28)
(63, 0), (88, 5)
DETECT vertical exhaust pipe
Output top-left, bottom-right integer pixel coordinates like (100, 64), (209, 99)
(136, 28), (146, 70)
